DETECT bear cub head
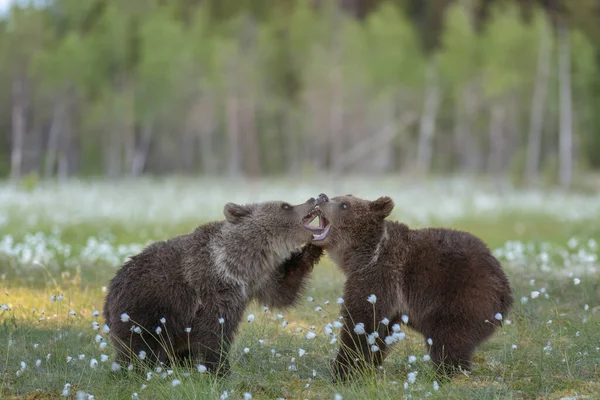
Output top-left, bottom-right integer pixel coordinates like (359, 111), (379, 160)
(224, 197), (326, 248)
(303, 193), (394, 252)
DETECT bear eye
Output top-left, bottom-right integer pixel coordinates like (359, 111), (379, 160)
(281, 203), (292, 210)
(340, 203), (348, 210)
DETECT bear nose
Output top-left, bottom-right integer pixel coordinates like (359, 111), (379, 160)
(317, 193), (329, 204)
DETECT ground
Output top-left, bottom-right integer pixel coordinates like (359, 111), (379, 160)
(1, 176), (599, 400)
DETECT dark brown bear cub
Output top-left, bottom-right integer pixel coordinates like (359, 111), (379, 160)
(103, 198), (324, 375)
(307, 193), (513, 380)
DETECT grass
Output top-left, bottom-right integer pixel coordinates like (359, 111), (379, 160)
(1, 177), (600, 399)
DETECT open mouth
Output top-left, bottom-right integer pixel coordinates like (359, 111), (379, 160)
(302, 207), (331, 241)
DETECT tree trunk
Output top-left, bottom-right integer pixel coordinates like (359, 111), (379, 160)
(416, 59), (440, 174)
(57, 113), (70, 183)
(44, 100), (65, 178)
(10, 78), (26, 182)
(196, 95), (217, 175)
(130, 120), (153, 177)
(525, 29), (551, 185)
(488, 103), (505, 179)
(558, 22), (573, 188)
(241, 86), (261, 179)
(226, 84), (241, 178)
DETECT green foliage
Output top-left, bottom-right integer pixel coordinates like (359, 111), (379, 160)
(2, 0), (600, 178)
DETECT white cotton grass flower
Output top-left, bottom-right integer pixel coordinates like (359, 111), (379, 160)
(197, 364), (207, 373)
(100, 342), (107, 350)
(243, 393), (252, 400)
(334, 394), (343, 400)
(100, 354), (109, 362)
(324, 324), (333, 335)
(92, 322), (100, 331)
(111, 362), (121, 372)
(184, 327), (191, 333)
(494, 313), (503, 321)
(120, 313), (130, 322)
(263, 306), (269, 313)
(276, 314), (283, 319)
(132, 393), (139, 399)
(381, 317), (390, 326)
(423, 354), (431, 361)
(90, 359), (98, 368)
(102, 324), (110, 333)
(69, 310), (76, 316)
(531, 291), (540, 299)
(367, 294), (377, 304)
(138, 350), (146, 360)
(333, 321), (343, 329)
(62, 383), (71, 397)
(281, 320), (288, 328)
(408, 355), (416, 363)
(92, 310), (100, 318)
(573, 278), (581, 285)
(307, 297), (314, 302)
(218, 317), (225, 324)
(408, 371), (418, 384)
(433, 381), (439, 391)
(336, 297), (344, 304)
(244, 347), (250, 354)
(306, 332), (316, 340)
(371, 345), (380, 352)
(155, 327), (162, 335)
(35, 359), (42, 367)
(66, 356), (73, 363)
(247, 314), (255, 323)
(133, 326), (142, 334)
(392, 323), (401, 333)
(367, 332), (379, 344)
(298, 348), (306, 357)
(353, 323), (365, 335)
(171, 379), (181, 387)
(315, 306), (322, 312)
(401, 315), (409, 324)
(427, 338), (433, 345)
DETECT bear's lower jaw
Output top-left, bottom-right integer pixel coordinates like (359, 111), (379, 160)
(302, 208), (330, 235)
(311, 223), (330, 241)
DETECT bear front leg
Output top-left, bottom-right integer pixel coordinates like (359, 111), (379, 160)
(186, 295), (246, 377)
(255, 244), (323, 309)
(331, 281), (393, 381)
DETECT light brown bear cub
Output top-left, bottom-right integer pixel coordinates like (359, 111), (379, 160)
(307, 193), (513, 380)
(103, 198), (324, 375)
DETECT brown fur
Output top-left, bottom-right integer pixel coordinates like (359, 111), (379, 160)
(103, 198), (323, 375)
(312, 193), (513, 380)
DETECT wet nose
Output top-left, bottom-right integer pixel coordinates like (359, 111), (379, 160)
(317, 193), (329, 204)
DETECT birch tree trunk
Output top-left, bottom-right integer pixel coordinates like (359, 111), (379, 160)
(558, 22), (573, 188)
(525, 29), (551, 185)
(416, 59), (440, 174)
(226, 79), (241, 177)
(10, 78), (26, 182)
(130, 120), (153, 177)
(488, 103), (505, 178)
(45, 100), (65, 178)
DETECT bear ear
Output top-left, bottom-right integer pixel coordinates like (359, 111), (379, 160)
(224, 203), (253, 223)
(369, 196), (394, 219)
